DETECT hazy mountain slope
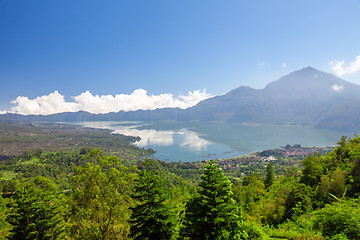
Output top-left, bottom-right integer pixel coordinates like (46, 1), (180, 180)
(314, 97), (360, 132)
(183, 67), (360, 128)
(258, 67), (360, 124)
(182, 86), (262, 121)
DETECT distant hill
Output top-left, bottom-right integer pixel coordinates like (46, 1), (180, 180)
(2, 67), (360, 132)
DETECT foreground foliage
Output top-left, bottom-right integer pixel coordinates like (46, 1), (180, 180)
(1, 132), (360, 239)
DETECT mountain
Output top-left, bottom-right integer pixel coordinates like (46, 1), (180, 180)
(2, 67), (360, 132)
(183, 67), (360, 129)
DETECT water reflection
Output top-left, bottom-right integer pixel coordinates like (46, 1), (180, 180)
(179, 129), (210, 151)
(113, 126), (174, 147)
(112, 125), (210, 151)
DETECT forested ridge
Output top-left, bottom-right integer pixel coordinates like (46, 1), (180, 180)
(1, 121), (360, 239)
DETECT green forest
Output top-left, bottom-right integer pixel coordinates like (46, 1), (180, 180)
(1, 120), (360, 239)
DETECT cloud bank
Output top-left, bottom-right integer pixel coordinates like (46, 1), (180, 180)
(330, 55), (360, 76)
(8, 89), (212, 115)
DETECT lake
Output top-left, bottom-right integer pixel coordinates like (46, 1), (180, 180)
(73, 121), (351, 162)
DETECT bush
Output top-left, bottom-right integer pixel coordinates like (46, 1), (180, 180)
(242, 221), (268, 239)
(313, 199), (360, 240)
(330, 233), (349, 240)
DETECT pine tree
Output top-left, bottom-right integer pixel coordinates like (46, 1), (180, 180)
(264, 162), (275, 189)
(7, 177), (64, 240)
(129, 158), (175, 240)
(183, 161), (245, 240)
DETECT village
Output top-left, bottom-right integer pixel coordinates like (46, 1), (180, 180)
(187, 144), (335, 176)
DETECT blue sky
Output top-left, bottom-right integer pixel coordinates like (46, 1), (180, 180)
(1, 0), (360, 114)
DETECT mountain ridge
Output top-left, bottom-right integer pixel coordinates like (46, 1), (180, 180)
(2, 67), (360, 132)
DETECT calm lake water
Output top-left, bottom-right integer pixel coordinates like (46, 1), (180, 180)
(73, 121), (351, 162)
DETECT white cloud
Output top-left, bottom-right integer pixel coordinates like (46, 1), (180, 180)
(10, 91), (78, 115)
(9, 89), (212, 115)
(332, 84), (344, 91)
(330, 55), (360, 76)
(281, 63), (287, 68)
(0, 110), (8, 114)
